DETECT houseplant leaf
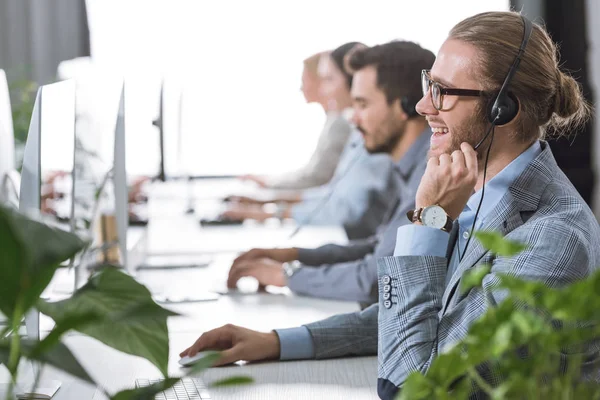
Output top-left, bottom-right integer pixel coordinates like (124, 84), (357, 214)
(0, 339), (94, 384)
(110, 378), (180, 400)
(38, 268), (178, 377)
(0, 206), (86, 320)
(473, 231), (527, 257)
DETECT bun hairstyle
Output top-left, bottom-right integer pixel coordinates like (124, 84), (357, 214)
(449, 11), (591, 141)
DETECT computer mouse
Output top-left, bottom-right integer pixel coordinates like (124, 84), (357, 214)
(178, 351), (218, 367)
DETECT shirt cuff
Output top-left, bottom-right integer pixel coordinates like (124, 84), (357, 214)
(274, 326), (315, 360)
(393, 224), (450, 257)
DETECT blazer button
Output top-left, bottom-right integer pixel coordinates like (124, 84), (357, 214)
(383, 292), (390, 300)
(384, 300), (392, 309)
(383, 284), (391, 293)
(382, 275), (391, 285)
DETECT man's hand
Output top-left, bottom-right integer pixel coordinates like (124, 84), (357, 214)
(227, 258), (286, 289)
(416, 143), (478, 220)
(180, 324), (280, 366)
(233, 248), (299, 265)
(221, 205), (272, 222)
(240, 174), (269, 188)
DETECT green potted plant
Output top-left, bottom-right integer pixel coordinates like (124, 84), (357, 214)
(0, 205), (251, 399)
(399, 232), (600, 399)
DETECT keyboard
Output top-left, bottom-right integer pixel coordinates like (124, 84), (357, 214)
(135, 378), (211, 399)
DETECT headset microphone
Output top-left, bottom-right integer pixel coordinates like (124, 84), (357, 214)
(473, 112), (502, 151)
(459, 15), (532, 261)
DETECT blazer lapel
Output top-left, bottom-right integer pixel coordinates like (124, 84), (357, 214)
(441, 201), (515, 311)
(440, 142), (556, 312)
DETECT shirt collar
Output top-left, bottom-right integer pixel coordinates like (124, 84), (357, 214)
(464, 140), (542, 218)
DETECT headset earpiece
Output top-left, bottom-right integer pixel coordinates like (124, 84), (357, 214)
(487, 91), (519, 125)
(401, 96), (418, 118)
(485, 15), (532, 126)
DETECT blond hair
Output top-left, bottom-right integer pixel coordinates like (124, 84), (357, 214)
(449, 11), (591, 141)
(303, 51), (328, 78)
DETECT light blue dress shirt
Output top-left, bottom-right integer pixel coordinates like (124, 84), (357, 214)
(275, 140), (542, 361)
(393, 140), (542, 262)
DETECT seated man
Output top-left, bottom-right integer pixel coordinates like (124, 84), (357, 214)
(227, 40), (436, 304)
(222, 43), (398, 240)
(181, 12), (600, 399)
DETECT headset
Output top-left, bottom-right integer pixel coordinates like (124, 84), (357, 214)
(473, 15), (533, 151)
(401, 96), (419, 118)
(459, 15), (533, 261)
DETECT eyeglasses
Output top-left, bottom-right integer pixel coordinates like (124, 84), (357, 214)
(421, 69), (486, 110)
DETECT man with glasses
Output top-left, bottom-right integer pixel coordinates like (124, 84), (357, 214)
(181, 12), (600, 399)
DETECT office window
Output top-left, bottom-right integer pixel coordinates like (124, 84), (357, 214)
(86, 0), (509, 177)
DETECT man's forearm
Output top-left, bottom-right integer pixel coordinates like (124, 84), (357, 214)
(296, 241), (376, 266)
(288, 257), (378, 303)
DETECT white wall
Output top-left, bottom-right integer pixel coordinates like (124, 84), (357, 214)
(85, 0), (509, 177)
(585, 0), (600, 217)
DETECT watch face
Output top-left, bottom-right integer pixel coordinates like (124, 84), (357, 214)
(421, 205), (447, 229)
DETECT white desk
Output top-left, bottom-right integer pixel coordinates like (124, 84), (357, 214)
(8, 184), (380, 399)
(35, 285), (378, 399)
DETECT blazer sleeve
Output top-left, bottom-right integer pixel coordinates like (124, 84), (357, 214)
(375, 217), (595, 399)
(304, 303), (379, 359)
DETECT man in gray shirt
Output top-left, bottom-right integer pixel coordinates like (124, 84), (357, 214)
(227, 41), (435, 304)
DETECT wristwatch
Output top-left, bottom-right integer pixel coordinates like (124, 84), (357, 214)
(407, 205), (453, 232)
(282, 260), (302, 278)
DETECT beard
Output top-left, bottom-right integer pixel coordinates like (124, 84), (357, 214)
(358, 118), (406, 155)
(429, 102), (490, 159)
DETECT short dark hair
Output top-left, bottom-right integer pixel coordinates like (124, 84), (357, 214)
(349, 41), (435, 106)
(330, 42), (364, 90)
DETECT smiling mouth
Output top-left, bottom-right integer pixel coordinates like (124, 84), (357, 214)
(431, 127), (449, 136)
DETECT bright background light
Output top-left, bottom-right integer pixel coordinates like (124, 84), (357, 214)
(85, 0), (509, 177)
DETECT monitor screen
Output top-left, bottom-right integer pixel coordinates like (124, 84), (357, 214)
(39, 80), (76, 224)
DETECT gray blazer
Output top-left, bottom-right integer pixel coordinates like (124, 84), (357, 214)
(304, 143), (600, 399)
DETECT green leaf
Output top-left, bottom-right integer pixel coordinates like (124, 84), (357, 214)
(491, 323), (513, 357)
(0, 206), (30, 319)
(0, 206), (86, 320)
(474, 231), (527, 257)
(111, 378), (180, 400)
(30, 312), (103, 358)
(0, 342), (10, 366)
(0, 339), (94, 384)
(426, 349), (468, 388)
(209, 376), (254, 387)
(38, 268), (179, 377)
(398, 371), (433, 400)
(460, 264), (491, 294)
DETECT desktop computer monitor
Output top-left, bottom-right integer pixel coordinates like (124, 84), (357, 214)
(153, 78), (183, 182)
(114, 85), (129, 272)
(79, 84), (130, 274)
(19, 79), (76, 342)
(0, 69), (18, 205)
